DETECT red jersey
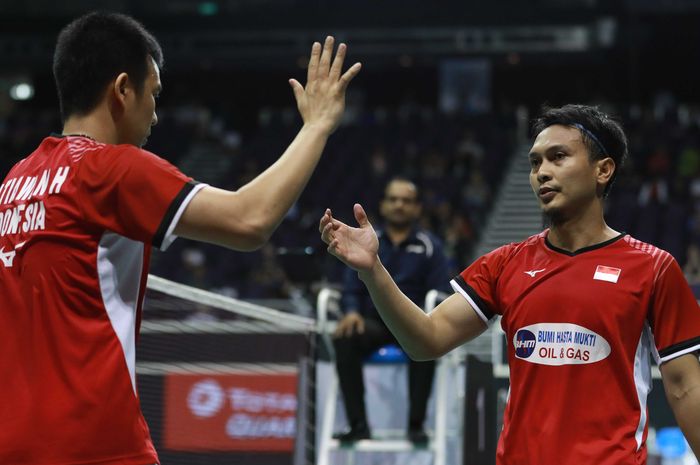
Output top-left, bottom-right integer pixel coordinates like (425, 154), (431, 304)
(0, 136), (204, 465)
(451, 231), (700, 465)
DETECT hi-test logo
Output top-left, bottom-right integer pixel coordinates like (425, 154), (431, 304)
(512, 323), (611, 366)
(514, 329), (537, 358)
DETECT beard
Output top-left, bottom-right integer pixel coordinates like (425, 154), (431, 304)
(541, 207), (567, 228)
(385, 215), (413, 230)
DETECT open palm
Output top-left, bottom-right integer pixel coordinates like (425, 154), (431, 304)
(290, 37), (362, 135)
(319, 204), (379, 272)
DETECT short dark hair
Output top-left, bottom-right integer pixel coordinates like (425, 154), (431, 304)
(532, 104), (629, 197)
(385, 176), (420, 202)
(53, 11), (164, 121)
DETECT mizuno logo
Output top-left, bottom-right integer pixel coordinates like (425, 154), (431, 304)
(524, 268), (546, 277)
(0, 247), (16, 267)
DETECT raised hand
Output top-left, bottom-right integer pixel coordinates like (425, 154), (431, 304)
(319, 204), (379, 272)
(289, 36), (362, 135)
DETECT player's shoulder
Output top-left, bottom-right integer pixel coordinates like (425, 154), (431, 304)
(468, 232), (546, 273)
(618, 234), (675, 271)
(20, 135), (126, 167)
(76, 139), (140, 161)
(71, 139), (173, 171)
(619, 234), (665, 256)
(488, 231), (546, 260)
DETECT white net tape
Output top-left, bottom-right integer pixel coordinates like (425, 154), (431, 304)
(146, 274), (316, 332)
(138, 275), (315, 465)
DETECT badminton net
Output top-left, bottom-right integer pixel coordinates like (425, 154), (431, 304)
(137, 274), (318, 465)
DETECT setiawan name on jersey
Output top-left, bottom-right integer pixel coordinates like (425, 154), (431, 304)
(513, 323), (611, 366)
(0, 166), (70, 237)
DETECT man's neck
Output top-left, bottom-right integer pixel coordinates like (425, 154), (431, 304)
(385, 224), (413, 246)
(62, 107), (118, 145)
(546, 203), (618, 252)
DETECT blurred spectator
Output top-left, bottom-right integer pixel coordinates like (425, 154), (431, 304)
(332, 178), (451, 443)
(678, 145), (700, 181)
(3, 98), (697, 305)
(461, 168), (491, 227)
(638, 145), (671, 206)
(456, 129), (485, 169)
(243, 243), (294, 299)
(684, 243), (700, 286)
(444, 213), (475, 271)
(179, 248), (221, 321)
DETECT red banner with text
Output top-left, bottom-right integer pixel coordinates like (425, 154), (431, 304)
(163, 373), (298, 451)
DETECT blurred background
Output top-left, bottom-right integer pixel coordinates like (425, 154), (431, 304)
(1, 1), (699, 464)
(1, 0), (698, 299)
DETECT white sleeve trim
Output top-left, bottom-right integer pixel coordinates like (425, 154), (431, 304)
(450, 278), (492, 326)
(659, 343), (700, 364)
(160, 183), (208, 251)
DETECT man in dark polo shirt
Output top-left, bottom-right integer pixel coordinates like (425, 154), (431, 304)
(332, 177), (450, 444)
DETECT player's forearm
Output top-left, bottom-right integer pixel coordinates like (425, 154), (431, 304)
(235, 124), (330, 240)
(663, 354), (700, 457)
(174, 124), (331, 251)
(668, 384), (700, 457)
(358, 260), (441, 361)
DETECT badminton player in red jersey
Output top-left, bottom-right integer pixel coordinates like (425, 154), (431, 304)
(0, 11), (360, 465)
(321, 104), (700, 464)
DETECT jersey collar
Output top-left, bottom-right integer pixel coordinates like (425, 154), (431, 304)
(544, 231), (627, 257)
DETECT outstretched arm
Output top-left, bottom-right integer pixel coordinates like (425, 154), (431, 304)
(175, 37), (362, 250)
(660, 353), (700, 456)
(320, 204), (486, 360)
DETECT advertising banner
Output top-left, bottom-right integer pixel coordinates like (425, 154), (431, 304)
(164, 373), (297, 451)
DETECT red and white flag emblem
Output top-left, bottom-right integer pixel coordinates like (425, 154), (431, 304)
(593, 265), (621, 283)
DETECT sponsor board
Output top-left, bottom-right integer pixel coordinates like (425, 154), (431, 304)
(164, 373), (297, 451)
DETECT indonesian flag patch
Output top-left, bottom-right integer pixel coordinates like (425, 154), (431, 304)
(593, 265), (622, 283)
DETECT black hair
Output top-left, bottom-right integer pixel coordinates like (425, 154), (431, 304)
(385, 176), (421, 202)
(53, 11), (164, 121)
(532, 104), (629, 197)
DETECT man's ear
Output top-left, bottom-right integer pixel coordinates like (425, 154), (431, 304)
(596, 157), (617, 195)
(596, 157), (616, 194)
(112, 72), (131, 108)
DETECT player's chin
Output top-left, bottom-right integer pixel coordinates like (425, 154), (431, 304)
(538, 194), (563, 209)
(539, 202), (560, 217)
(541, 203), (574, 224)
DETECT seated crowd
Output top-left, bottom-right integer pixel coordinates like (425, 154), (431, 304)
(0, 98), (698, 311)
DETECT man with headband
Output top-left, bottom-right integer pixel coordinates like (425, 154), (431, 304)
(320, 104), (700, 464)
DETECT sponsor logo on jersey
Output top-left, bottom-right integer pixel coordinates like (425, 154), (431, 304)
(512, 323), (611, 366)
(524, 268), (546, 277)
(593, 265), (621, 283)
(514, 329), (537, 358)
